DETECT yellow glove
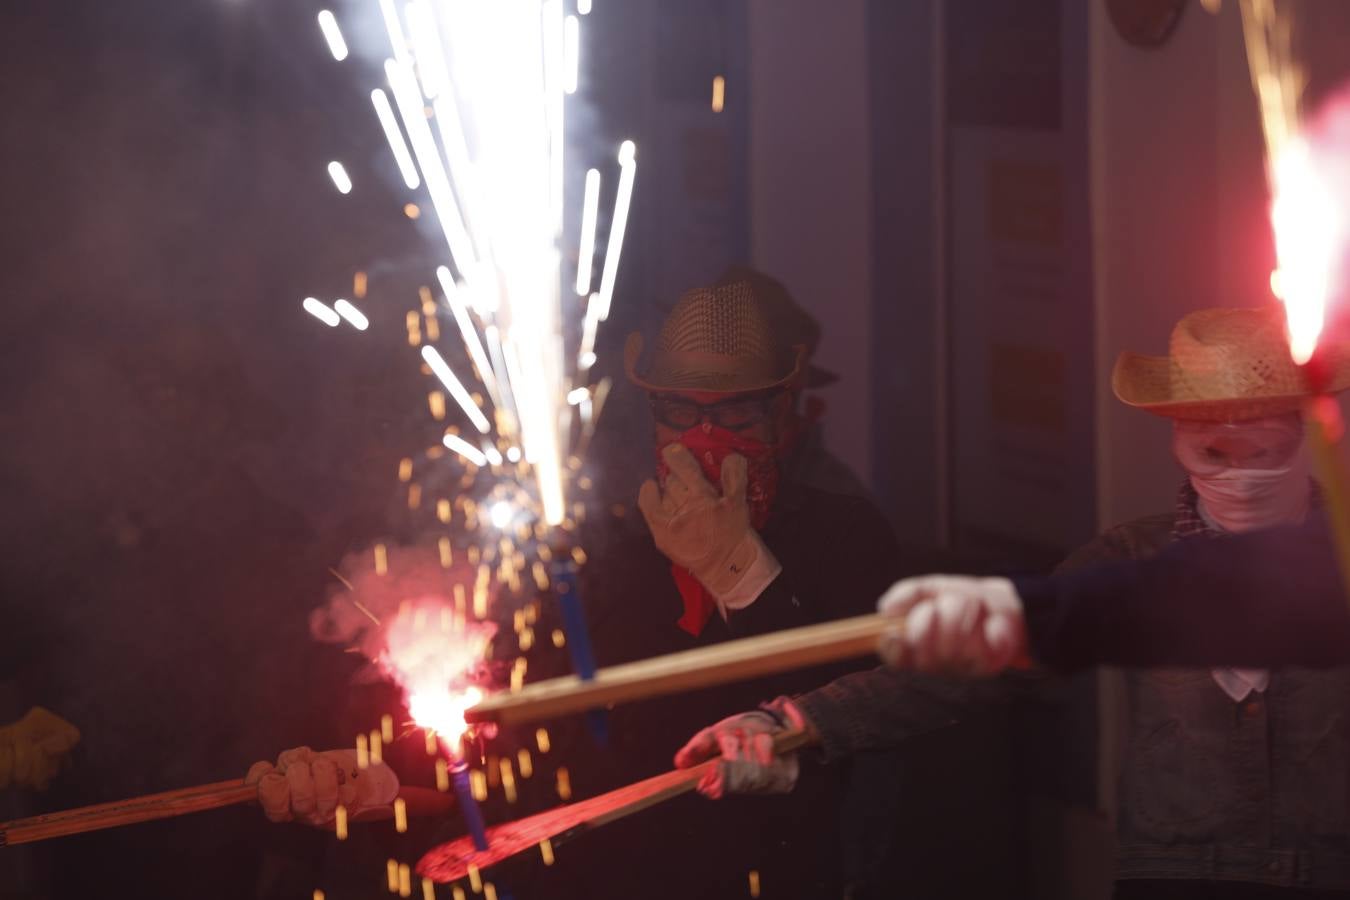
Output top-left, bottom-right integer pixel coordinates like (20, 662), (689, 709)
(638, 444), (781, 609)
(0, 706), (81, 791)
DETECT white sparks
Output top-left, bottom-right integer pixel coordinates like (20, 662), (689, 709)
(596, 141), (636, 320)
(378, 0), (412, 64)
(371, 89), (421, 190)
(563, 16), (580, 95)
(506, 446), (522, 463)
(327, 161), (353, 194)
(577, 0), (592, 14)
(384, 57), (477, 277)
(489, 501), (514, 529)
(317, 10), (349, 61)
(405, 0), (450, 101)
(483, 444), (504, 467)
(334, 298), (370, 331)
(576, 293), (600, 368)
(443, 433), (488, 467)
(566, 387), (589, 405)
(303, 297), (340, 327)
(421, 345), (491, 434)
(575, 168), (601, 295)
(436, 266), (502, 410)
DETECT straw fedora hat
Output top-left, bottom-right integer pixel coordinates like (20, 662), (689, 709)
(1112, 306), (1350, 422)
(713, 265), (838, 388)
(625, 278), (805, 394)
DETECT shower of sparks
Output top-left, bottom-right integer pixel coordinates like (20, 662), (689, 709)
(304, 0), (635, 530)
(1238, 0), (1339, 362)
(317, 10), (349, 62)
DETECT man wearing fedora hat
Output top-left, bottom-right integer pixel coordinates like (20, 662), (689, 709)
(674, 307), (1350, 899)
(488, 274), (918, 900)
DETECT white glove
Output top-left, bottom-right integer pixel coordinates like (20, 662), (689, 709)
(638, 444), (781, 610)
(877, 575), (1028, 675)
(245, 746), (399, 825)
(673, 698), (807, 799)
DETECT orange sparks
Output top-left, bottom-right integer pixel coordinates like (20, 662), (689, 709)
(356, 734), (370, 770)
(429, 391), (447, 421)
(408, 484), (423, 510)
(398, 458), (413, 482)
(438, 537), (453, 569)
(394, 798), (408, 833)
(453, 888), (466, 900)
(749, 870), (761, 897)
(484, 883), (497, 900)
(425, 728), (439, 756)
(539, 838), (555, 865)
(470, 768), (488, 801)
(435, 758), (450, 791)
(437, 498), (452, 523)
(518, 748), (533, 778)
(556, 767), (572, 801)
(536, 728), (551, 754)
(370, 730), (384, 765)
(425, 313), (441, 342)
(374, 544), (389, 576)
(422, 878), (436, 900)
(386, 859), (399, 892)
(381, 715), (395, 744)
(468, 864), (482, 894)
(335, 805), (348, 840)
(398, 863), (412, 897)
(354, 270), (368, 299)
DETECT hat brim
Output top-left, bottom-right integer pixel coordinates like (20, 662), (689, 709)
(624, 333), (805, 395)
(1112, 350), (1350, 422)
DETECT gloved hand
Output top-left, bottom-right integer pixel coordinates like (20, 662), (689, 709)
(877, 575), (1028, 675)
(0, 706), (81, 791)
(638, 444), (781, 608)
(673, 697), (809, 799)
(245, 746), (399, 826)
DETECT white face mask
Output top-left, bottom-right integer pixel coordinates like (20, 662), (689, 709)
(1172, 415), (1311, 534)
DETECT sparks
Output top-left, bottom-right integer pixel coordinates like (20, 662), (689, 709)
(302, 297), (340, 327)
(316, 10), (349, 62)
(326, 161), (353, 195)
(333, 298), (370, 331)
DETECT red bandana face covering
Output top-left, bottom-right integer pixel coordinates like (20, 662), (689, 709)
(655, 424), (781, 636)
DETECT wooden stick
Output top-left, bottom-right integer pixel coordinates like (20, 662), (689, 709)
(465, 612), (892, 727)
(416, 730), (813, 884)
(0, 779), (255, 847)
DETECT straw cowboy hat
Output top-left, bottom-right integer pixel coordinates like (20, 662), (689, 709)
(1112, 306), (1350, 422)
(625, 277), (806, 394)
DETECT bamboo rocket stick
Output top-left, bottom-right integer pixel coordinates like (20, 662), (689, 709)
(465, 612), (893, 726)
(0, 779), (255, 847)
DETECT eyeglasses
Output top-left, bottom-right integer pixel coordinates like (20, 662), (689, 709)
(649, 392), (781, 431)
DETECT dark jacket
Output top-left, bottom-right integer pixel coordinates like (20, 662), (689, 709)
(493, 482), (908, 900)
(1012, 514), (1350, 672)
(1061, 506), (1350, 891)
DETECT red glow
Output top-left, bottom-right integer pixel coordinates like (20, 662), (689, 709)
(378, 598), (495, 750)
(1271, 137), (1340, 364)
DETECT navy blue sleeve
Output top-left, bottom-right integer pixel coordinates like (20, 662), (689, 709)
(1015, 516), (1350, 671)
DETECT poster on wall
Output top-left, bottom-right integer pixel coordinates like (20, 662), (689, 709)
(945, 0), (1096, 562)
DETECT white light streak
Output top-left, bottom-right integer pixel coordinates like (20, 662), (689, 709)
(577, 293), (600, 367)
(317, 10), (349, 61)
(334, 298), (370, 331)
(327, 161), (353, 194)
(384, 58), (477, 277)
(371, 89), (421, 190)
(405, 0), (449, 100)
(489, 501), (514, 529)
(484, 324), (520, 436)
(575, 168), (601, 295)
(443, 433), (488, 467)
(506, 446), (522, 463)
(563, 16), (580, 94)
(303, 297), (340, 327)
(483, 445), (504, 467)
(596, 141), (636, 320)
(421, 345), (491, 434)
(378, 0), (412, 64)
(436, 266), (503, 410)
(577, 0), (592, 14)
(566, 387), (589, 405)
